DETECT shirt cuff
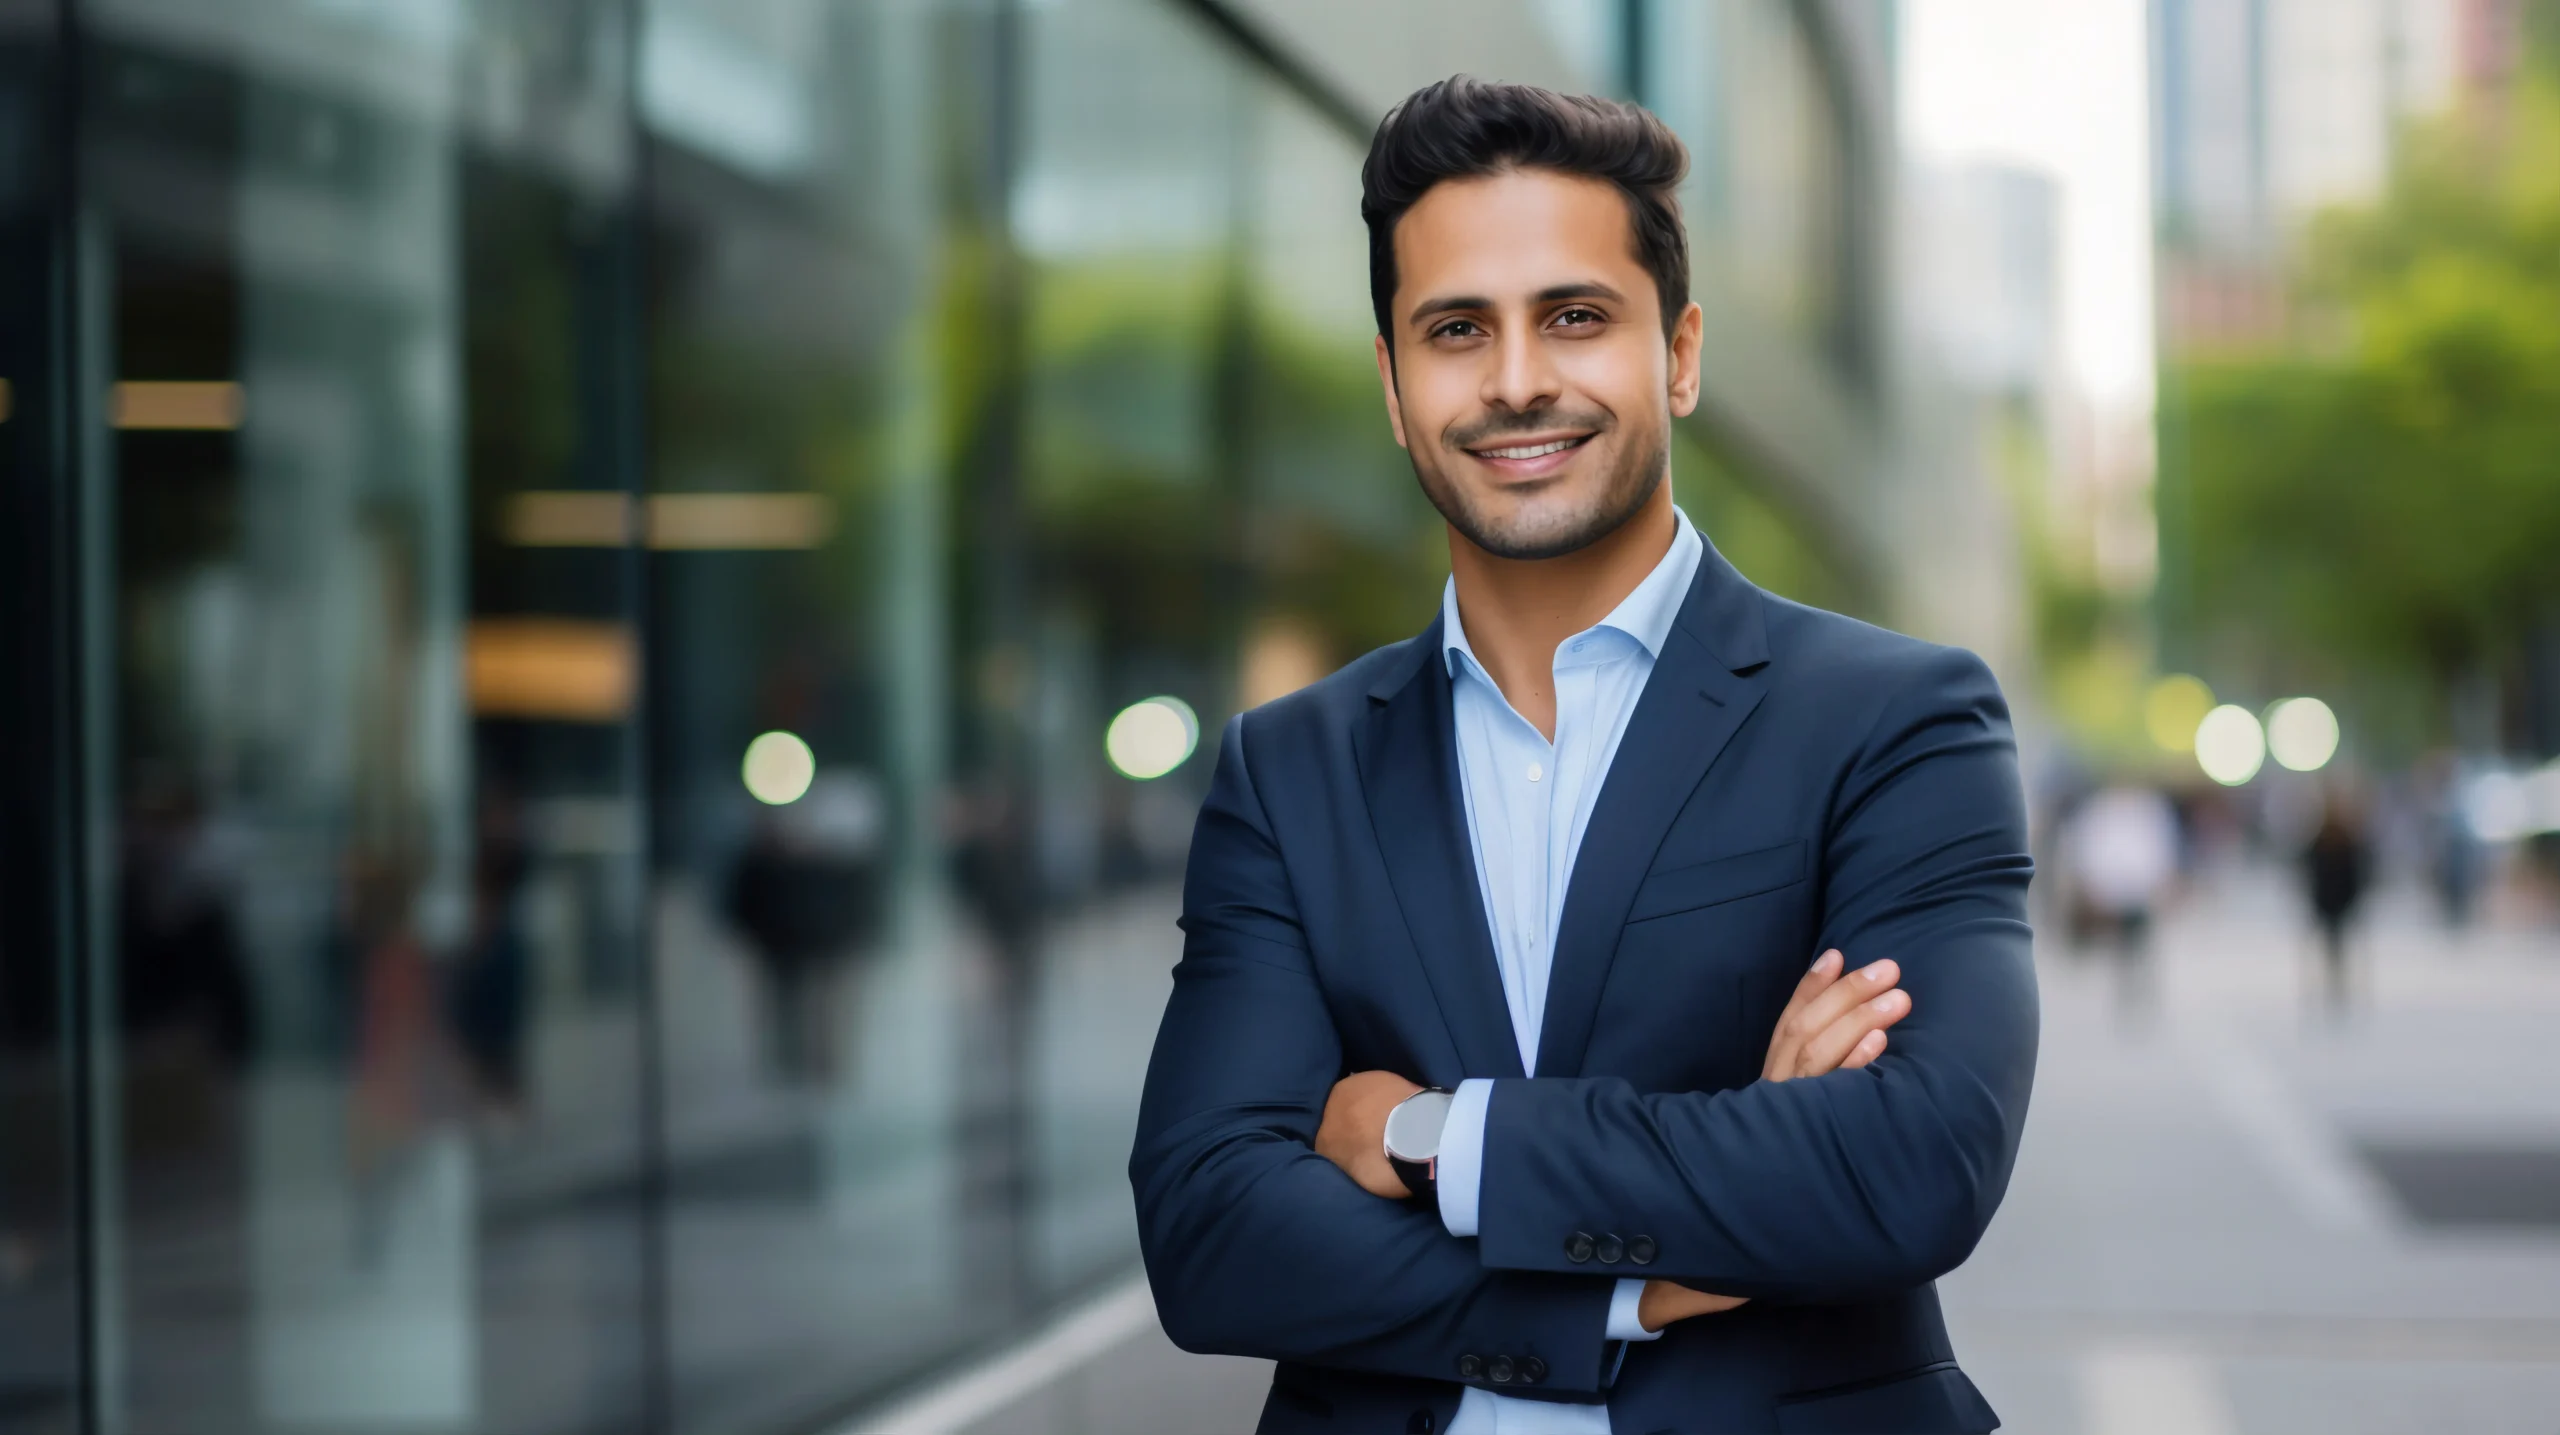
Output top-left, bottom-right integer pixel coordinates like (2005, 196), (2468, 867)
(1606, 1278), (1661, 1342)
(1436, 1078), (1493, 1238)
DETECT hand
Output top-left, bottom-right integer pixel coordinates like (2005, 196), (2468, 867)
(1761, 950), (1909, 1083)
(1641, 952), (1913, 1332)
(1315, 1069), (1424, 1198)
(1637, 1278), (1750, 1331)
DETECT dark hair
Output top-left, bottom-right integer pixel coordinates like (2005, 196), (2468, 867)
(1361, 76), (1691, 344)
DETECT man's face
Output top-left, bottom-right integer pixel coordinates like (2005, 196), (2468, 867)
(1374, 167), (1703, 560)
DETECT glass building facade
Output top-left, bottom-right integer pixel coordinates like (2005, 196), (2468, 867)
(0, 2), (1889, 1432)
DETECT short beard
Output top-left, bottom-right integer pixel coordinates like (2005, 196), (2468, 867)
(1412, 425), (1667, 561)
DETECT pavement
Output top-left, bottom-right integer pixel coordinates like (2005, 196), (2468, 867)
(1944, 862), (2560, 1435)
(949, 861), (2560, 1434)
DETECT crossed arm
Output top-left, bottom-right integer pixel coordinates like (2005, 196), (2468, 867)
(1314, 948), (1919, 1333)
(1130, 649), (2037, 1392)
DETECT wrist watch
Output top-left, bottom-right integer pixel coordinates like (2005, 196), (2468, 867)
(1383, 1087), (1454, 1213)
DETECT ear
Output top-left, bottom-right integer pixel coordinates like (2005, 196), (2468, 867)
(1666, 300), (1704, 419)
(1373, 333), (1410, 450)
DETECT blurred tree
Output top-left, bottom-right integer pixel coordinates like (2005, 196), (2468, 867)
(2169, 11), (2560, 751)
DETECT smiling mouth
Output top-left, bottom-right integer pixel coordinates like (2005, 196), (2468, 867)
(1466, 434), (1595, 461)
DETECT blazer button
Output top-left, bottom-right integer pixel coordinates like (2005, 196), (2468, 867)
(1406, 1411), (1437, 1434)
(1628, 1234), (1658, 1265)
(1487, 1355), (1515, 1384)
(1596, 1233), (1625, 1264)
(1456, 1354), (1484, 1381)
(1564, 1231), (1596, 1263)
(1521, 1356), (1548, 1384)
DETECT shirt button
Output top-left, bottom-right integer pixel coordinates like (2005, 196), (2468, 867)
(1526, 762), (1543, 783)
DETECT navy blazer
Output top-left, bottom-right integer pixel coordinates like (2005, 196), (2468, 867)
(1131, 538), (2037, 1435)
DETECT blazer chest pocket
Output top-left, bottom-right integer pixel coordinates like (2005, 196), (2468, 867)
(1626, 839), (1806, 924)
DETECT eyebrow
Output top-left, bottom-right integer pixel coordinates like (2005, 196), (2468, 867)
(1404, 281), (1630, 328)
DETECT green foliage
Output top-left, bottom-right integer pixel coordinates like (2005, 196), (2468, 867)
(2171, 32), (2560, 746)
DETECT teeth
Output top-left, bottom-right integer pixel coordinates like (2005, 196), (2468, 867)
(1479, 437), (1584, 459)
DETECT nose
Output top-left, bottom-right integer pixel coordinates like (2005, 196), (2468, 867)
(1481, 322), (1562, 415)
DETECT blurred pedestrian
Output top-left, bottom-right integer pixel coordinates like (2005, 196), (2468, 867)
(450, 790), (532, 1134)
(724, 770), (886, 1086)
(2061, 781), (2181, 1011)
(2304, 795), (2373, 1011)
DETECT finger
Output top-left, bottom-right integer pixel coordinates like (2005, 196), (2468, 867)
(1764, 950), (1844, 1079)
(1787, 949), (1844, 1007)
(1793, 987), (1910, 1077)
(1838, 1028), (1889, 1071)
(1794, 957), (1900, 1038)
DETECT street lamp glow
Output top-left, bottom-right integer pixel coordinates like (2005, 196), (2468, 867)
(1107, 696), (1199, 780)
(2144, 674), (2215, 754)
(2193, 705), (2265, 786)
(742, 730), (816, 805)
(2265, 697), (2340, 773)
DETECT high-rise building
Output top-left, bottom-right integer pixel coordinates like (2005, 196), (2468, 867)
(2150, 0), (2516, 348)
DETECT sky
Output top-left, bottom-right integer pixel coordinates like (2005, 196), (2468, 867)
(1899, 0), (2157, 417)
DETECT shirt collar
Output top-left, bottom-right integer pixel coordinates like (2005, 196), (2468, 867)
(1441, 505), (1705, 677)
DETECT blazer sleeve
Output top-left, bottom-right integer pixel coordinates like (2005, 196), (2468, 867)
(1130, 714), (1620, 1395)
(1472, 647), (2040, 1302)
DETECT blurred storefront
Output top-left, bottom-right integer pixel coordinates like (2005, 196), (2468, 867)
(0, 2), (1901, 1432)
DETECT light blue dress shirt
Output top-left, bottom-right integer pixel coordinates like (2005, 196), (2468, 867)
(1433, 506), (1704, 1434)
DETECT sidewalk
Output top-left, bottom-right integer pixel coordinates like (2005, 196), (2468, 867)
(1942, 863), (2560, 1434)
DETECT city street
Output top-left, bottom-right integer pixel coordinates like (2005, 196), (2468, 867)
(1946, 862), (2560, 1434)
(931, 863), (2560, 1435)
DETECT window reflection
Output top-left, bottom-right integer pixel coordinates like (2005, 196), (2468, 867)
(87, 6), (650, 1431)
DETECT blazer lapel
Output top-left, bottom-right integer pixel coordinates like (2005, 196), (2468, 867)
(1533, 541), (1772, 1079)
(1355, 622), (1527, 1082)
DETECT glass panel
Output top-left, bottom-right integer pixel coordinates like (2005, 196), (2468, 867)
(1239, 82), (1446, 673)
(1014, 0), (1250, 1305)
(0, 10), (81, 1434)
(1657, 0), (1852, 361)
(80, 3), (649, 1431)
(641, 2), (1001, 1429)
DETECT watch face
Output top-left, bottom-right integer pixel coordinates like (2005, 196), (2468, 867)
(1383, 1089), (1454, 1161)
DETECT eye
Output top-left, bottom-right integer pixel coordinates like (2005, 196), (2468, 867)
(1552, 305), (1605, 329)
(1429, 318), (1484, 341)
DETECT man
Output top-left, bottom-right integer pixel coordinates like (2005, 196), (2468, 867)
(1132, 78), (2036, 1434)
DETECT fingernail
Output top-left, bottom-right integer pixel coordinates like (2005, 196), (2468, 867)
(1862, 963), (1887, 983)
(1874, 993), (1902, 1012)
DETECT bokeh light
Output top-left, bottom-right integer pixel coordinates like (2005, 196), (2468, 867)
(2194, 704), (2266, 786)
(2264, 696), (2340, 772)
(1106, 697), (1199, 780)
(2144, 674), (2215, 753)
(742, 729), (816, 805)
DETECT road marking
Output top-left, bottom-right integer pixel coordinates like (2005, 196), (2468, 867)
(2186, 1019), (2395, 1233)
(2076, 1346), (2237, 1435)
(838, 1274), (1158, 1435)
